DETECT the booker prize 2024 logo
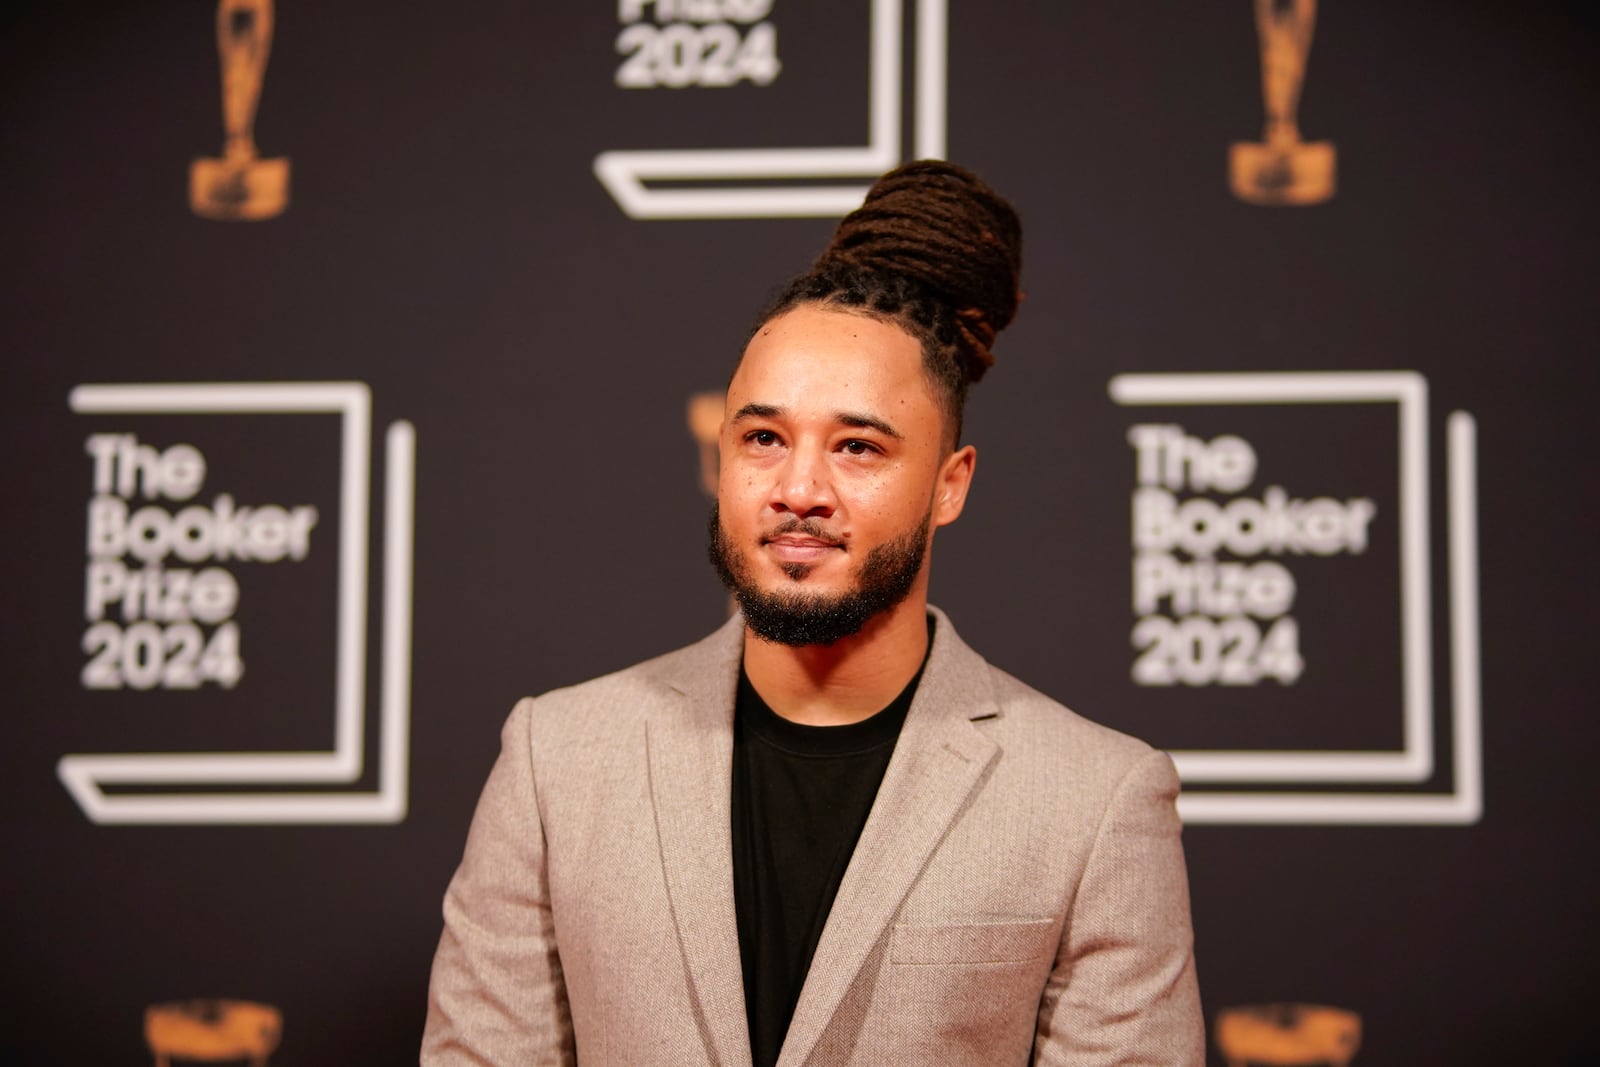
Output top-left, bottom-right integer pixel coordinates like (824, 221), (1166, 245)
(614, 0), (780, 90)
(61, 383), (415, 826)
(596, 0), (950, 218)
(82, 434), (315, 691)
(1110, 372), (1483, 827)
(1127, 424), (1376, 688)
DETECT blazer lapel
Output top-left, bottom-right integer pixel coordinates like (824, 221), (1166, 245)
(777, 609), (1000, 1067)
(644, 616), (753, 1067)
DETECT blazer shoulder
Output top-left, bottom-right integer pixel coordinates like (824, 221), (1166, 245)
(512, 616), (742, 743)
(982, 660), (1173, 786)
(925, 608), (1168, 785)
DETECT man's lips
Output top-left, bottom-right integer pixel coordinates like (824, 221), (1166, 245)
(762, 533), (843, 564)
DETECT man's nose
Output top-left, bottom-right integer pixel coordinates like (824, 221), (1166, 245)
(771, 446), (836, 517)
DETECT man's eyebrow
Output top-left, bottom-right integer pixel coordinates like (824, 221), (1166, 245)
(728, 403), (902, 440)
(837, 411), (903, 439)
(730, 403), (781, 422)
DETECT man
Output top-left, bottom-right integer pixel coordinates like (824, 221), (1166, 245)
(423, 161), (1202, 1065)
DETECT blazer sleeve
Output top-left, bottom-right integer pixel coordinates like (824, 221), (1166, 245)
(1033, 748), (1204, 1065)
(421, 699), (577, 1066)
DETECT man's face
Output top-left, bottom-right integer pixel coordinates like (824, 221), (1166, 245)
(708, 304), (975, 645)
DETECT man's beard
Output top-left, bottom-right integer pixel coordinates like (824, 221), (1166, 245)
(707, 504), (929, 647)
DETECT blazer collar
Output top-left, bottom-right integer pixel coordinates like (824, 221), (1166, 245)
(643, 607), (1001, 1067)
(643, 612), (751, 1067)
(777, 607), (1000, 1067)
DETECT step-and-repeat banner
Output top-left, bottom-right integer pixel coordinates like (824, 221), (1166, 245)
(3, 2), (1593, 1063)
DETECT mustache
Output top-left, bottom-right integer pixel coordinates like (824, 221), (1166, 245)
(764, 517), (843, 546)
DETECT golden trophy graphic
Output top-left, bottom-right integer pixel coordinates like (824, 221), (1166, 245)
(1230, 0), (1335, 206)
(191, 0), (289, 220)
(1215, 1003), (1361, 1066)
(145, 999), (282, 1066)
(687, 391), (741, 616)
(687, 392), (726, 498)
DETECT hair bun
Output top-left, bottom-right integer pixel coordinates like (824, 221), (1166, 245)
(817, 160), (1023, 380)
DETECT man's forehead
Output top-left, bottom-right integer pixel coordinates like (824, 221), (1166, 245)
(732, 310), (925, 389)
(741, 306), (920, 359)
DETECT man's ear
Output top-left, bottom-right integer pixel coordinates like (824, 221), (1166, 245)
(932, 445), (977, 528)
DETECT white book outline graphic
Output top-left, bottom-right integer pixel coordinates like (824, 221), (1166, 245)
(60, 382), (415, 825)
(1108, 372), (1482, 825)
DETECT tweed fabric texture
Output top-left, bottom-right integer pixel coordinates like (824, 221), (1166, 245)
(422, 608), (1203, 1065)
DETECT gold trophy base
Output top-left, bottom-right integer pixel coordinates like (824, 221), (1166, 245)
(190, 156), (290, 220)
(145, 998), (282, 1064)
(1229, 141), (1335, 206)
(1214, 1003), (1361, 1066)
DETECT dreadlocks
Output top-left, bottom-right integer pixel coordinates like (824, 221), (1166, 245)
(752, 160), (1024, 443)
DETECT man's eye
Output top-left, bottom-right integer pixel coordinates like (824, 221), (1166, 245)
(841, 439), (877, 456)
(748, 430), (779, 447)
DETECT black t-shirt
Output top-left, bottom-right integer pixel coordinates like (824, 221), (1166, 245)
(730, 662), (923, 1067)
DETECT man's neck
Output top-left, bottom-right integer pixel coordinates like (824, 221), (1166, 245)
(741, 596), (931, 726)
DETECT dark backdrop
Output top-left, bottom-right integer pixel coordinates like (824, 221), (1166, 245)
(2, 2), (1595, 1063)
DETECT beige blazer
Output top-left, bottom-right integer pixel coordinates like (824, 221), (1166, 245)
(423, 608), (1202, 1065)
